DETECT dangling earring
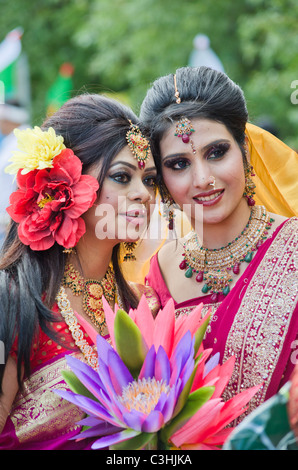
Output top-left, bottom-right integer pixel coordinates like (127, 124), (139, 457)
(161, 186), (176, 230)
(122, 242), (137, 261)
(243, 160), (256, 206)
(63, 247), (76, 254)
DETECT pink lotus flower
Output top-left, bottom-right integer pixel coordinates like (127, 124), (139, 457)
(64, 297), (261, 450)
(7, 149), (99, 250)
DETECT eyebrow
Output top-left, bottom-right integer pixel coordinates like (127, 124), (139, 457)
(162, 138), (231, 162)
(110, 161), (157, 173)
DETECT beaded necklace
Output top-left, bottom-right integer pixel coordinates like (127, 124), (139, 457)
(62, 263), (116, 334)
(179, 205), (274, 302)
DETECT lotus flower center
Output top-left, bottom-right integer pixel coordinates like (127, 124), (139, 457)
(119, 377), (170, 414)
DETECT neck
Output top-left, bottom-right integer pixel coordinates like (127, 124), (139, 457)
(194, 198), (252, 249)
(71, 237), (117, 280)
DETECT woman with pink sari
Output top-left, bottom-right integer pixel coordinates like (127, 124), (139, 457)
(139, 66), (298, 422)
(0, 94), (160, 449)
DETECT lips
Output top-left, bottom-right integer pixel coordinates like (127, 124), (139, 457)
(119, 206), (147, 226)
(124, 207), (147, 218)
(193, 189), (224, 205)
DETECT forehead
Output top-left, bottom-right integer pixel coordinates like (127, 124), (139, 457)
(160, 118), (233, 154)
(111, 145), (156, 169)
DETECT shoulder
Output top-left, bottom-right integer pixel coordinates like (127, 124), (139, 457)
(269, 212), (298, 234)
(157, 237), (185, 269)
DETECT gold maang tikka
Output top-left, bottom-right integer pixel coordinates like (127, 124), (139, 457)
(174, 117), (196, 154)
(126, 120), (152, 169)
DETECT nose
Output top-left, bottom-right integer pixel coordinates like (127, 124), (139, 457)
(127, 183), (153, 205)
(191, 160), (213, 189)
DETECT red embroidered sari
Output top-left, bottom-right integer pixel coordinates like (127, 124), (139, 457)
(0, 284), (160, 449)
(145, 217), (298, 420)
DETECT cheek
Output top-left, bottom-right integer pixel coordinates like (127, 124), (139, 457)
(163, 170), (189, 204)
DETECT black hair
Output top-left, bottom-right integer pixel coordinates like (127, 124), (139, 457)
(139, 66), (249, 196)
(0, 93), (140, 392)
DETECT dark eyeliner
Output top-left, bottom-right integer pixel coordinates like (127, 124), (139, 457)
(163, 157), (190, 170)
(109, 171), (131, 184)
(205, 142), (230, 160)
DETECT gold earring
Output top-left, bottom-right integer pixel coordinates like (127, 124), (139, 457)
(63, 247), (76, 254)
(243, 161), (256, 206)
(122, 242), (137, 261)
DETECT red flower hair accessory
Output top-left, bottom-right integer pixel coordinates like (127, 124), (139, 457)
(5, 127), (99, 251)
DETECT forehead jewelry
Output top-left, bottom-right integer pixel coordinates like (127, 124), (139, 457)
(173, 74), (181, 104)
(174, 117), (196, 154)
(126, 120), (152, 169)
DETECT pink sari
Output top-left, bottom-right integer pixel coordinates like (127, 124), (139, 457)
(145, 217), (298, 420)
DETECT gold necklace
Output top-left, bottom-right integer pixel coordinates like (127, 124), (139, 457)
(179, 206), (274, 302)
(62, 263), (116, 334)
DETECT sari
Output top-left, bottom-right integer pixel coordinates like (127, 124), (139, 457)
(0, 283), (160, 450)
(145, 217), (298, 421)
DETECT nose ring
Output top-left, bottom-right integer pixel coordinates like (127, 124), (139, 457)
(209, 176), (216, 188)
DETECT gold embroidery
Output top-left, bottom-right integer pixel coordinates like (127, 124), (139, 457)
(222, 218), (298, 421)
(56, 286), (99, 369)
(10, 354), (85, 444)
(130, 282), (161, 317)
(175, 302), (221, 336)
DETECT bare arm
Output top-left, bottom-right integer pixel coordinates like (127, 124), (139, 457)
(0, 356), (19, 434)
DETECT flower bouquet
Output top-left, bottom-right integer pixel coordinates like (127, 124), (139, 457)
(55, 296), (260, 450)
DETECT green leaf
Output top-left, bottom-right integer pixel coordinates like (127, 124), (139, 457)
(160, 386), (215, 441)
(193, 315), (210, 356)
(110, 432), (156, 450)
(61, 370), (97, 401)
(114, 309), (148, 377)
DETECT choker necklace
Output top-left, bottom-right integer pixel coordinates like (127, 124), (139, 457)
(179, 206), (274, 303)
(62, 263), (116, 333)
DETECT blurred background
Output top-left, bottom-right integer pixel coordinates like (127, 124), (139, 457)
(0, 0), (297, 148)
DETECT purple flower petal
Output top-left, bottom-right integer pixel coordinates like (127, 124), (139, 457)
(107, 349), (134, 395)
(74, 422), (122, 441)
(139, 346), (156, 380)
(156, 386), (177, 423)
(155, 346), (171, 383)
(54, 390), (121, 427)
(171, 331), (193, 370)
(91, 429), (141, 449)
(66, 355), (105, 389)
(76, 416), (105, 427)
(122, 409), (145, 431)
(180, 352), (195, 388)
(141, 410), (164, 433)
(203, 352), (220, 378)
(96, 356), (119, 398)
(96, 333), (114, 364)
(170, 332), (194, 386)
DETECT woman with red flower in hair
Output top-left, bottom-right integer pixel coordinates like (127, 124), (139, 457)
(0, 94), (159, 449)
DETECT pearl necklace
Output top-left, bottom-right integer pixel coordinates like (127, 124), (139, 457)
(179, 205), (274, 302)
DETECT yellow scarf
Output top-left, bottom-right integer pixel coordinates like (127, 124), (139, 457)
(246, 123), (298, 217)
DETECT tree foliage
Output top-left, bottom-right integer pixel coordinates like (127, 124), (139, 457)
(0, 0), (297, 147)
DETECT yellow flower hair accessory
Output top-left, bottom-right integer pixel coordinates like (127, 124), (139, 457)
(5, 126), (66, 175)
